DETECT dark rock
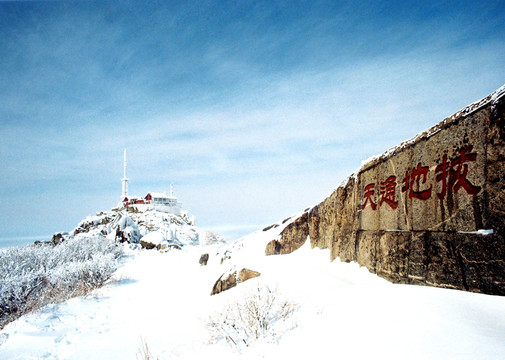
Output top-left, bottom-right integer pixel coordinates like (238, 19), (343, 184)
(220, 250), (231, 264)
(265, 212), (308, 255)
(115, 227), (129, 243)
(140, 240), (157, 250)
(50, 233), (66, 246)
(211, 268), (261, 295)
(262, 224), (279, 232)
(199, 253), (209, 266)
(73, 227), (85, 236)
(238, 268), (261, 283)
(265, 240), (282, 255)
(211, 271), (238, 295)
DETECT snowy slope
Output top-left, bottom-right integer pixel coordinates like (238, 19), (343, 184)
(1, 218), (504, 359)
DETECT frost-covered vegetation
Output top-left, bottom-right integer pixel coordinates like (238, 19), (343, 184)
(0, 235), (124, 329)
(207, 286), (297, 352)
(2, 239), (505, 359)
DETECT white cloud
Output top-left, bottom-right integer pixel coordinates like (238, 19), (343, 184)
(1, 1), (504, 238)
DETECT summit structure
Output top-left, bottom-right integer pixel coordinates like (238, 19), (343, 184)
(121, 149), (128, 200)
(119, 150), (189, 219)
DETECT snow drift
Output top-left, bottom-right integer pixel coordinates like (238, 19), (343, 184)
(1, 220), (504, 359)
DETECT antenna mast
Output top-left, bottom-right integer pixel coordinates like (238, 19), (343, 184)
(121, 149), (128, 200)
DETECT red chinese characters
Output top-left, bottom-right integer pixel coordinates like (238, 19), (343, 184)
(362, 183), (377, 210)
(362, 176), (399, 210)
(435, 145), (481, 199)
(379, 176), (398, 209)
(401, 163), (432, 200)
(361, 145), (481, 211)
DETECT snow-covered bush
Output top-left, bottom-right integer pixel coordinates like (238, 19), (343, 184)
(206, 286), (297, 351)
(0, 235), (124, 329)
(203, 231), (227, 245)
(136, 338), (159, 360)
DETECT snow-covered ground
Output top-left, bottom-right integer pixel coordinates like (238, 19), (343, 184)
(1, 223), (504, 359)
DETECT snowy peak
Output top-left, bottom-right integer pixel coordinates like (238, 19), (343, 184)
(72, 206), (223, 249)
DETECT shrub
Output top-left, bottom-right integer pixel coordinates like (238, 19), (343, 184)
(0, 235), (125, 329)
(136, 338), (159, 360)
(206, 286), (297, 352)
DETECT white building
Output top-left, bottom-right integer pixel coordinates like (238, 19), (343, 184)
(119, 149), (192, 221)
(144, 189), (183, 215)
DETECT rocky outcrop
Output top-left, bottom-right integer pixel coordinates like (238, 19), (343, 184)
(140, 240), (180, 251)
(115, 227), (129, 243)
(158, 243), (181, 251)
(262, 223), (279, 232)
(34, 232), (69, 247)
(211, 268), (261, 295)
(199, 253), (209, 266)
(140, 239), (157, 249)
(238, 268), (261, 283)
(268, 85), (505, 295)
(74, 213), (115, 236)
(217, 250), (232, 264)
(50, 233), (66, 246)
(265, 212), (309, 255)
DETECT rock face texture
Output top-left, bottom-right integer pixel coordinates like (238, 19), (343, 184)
(265, 212), (309, 255)
(211, 268), (261, 295)
(269, 85), (505, 295)
(199, 253), (209, 266)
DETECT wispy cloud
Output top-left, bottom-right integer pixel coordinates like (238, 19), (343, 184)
(1, 1), (504, 237)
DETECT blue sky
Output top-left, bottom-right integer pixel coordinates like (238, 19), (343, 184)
(1, 0), (504, 241)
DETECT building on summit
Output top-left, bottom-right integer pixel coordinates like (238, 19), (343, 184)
(119, 149), (186, 217)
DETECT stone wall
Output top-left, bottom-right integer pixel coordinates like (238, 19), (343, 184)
(268, 85), (505, 295)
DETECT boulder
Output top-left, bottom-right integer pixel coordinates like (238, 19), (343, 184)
(211, 271), (237, 295)
(50, 233), (66, 246)
(199, 253), (209, 265)
(139, 231), (164, 250)
(238, 268), (261, 283)
(73, 227), (86, 236)
(265, 240), (282, 255)
(265, 212), (309, 255)
(211, 268), (261, 295)
(115, 227), (128, 243)
(140, 240), (157, 250)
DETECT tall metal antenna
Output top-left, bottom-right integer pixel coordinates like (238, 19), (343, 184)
(121, 149), (128, 200)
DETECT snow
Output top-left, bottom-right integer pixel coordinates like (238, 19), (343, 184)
(72, 207), (215, 247)
(490, 84), (505, 103)
(1, 226), (505, 359)
(458, 229), (494, 236)
(139, 230), (164, 245)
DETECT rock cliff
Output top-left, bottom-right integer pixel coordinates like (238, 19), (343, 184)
(267, 85), (505, 295)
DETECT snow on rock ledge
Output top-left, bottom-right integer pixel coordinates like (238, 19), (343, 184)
(70, 206), (222, 250)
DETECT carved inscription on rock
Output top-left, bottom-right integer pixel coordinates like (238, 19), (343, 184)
(358, 116), (486, 232)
